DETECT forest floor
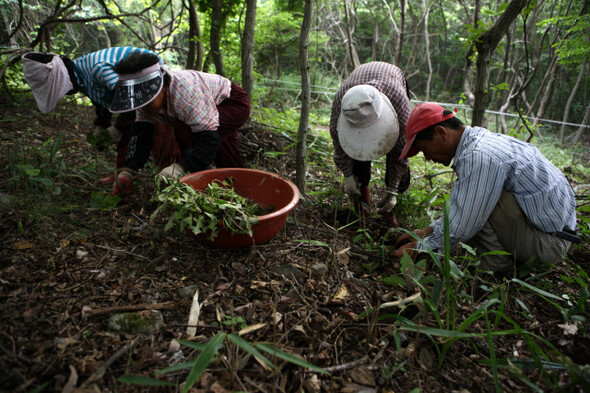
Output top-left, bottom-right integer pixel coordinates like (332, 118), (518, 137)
(0, 99), (589, 393)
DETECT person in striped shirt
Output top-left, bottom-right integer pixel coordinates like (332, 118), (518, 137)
(392, 103), (577, 273)
(329, 62), (411, 226)
(21, 47), (163, 169)
(107, 51), (250, 196)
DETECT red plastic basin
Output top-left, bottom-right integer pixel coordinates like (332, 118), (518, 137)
(180, 168), (300, 248)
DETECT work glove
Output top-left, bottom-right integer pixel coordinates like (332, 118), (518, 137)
(158, 163), (185, 180)
(106, 126), (123, 144)
(93, 125), (123, 144)
(112, 168), (134, 197)
(378, 188), (397, 214)
(344, 175), (361, 198)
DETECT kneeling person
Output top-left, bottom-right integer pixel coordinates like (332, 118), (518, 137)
(392, 103), (577, 273)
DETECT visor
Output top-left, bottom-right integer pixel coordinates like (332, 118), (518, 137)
(109, 63), (164, 113)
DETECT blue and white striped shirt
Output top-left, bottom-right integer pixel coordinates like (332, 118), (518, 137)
(420, 126), (577, 252)
(72, 47), (161, 108)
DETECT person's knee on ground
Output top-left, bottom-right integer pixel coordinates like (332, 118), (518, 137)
(469, 191), (571, 273)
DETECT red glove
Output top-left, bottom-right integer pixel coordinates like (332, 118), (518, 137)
(354, 186), (371, 217)
(112, 169), (134, 197)
(100, 174), (115, 184)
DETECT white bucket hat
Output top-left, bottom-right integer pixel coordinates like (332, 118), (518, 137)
(337, 84), (399, 161)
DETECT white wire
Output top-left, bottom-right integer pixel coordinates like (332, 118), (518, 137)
(259, 78), (590, 130)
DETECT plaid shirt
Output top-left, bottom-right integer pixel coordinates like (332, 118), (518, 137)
(329, 62), (411, 190)
(73, 47), (161, 108)
(137, 69), (231, 133)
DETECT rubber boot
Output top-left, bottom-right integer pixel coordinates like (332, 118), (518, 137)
(354, 186), (372, 217)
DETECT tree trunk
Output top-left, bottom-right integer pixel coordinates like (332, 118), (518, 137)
(371, 14), (378, 61)
(2, 9), (19, 47)
(296, 0), (312, 196)
(210, 0), (226, 76)
(492, 27), (514, 109)
(499, 65), (524, 134)
(186, 0), (203, 70)
(241, 0), (256, 99)
(532, 56), (558, 132)
(147, 12), (161, 50)
(343, 0), (360, 70)
(96, 22), (111, 48)
(403, 2), (422, 77)
(423, 0), (432, 100)
(572, 103), (590, 144)
(395, 0), (406, 65)
(560, 58), (587, 143)
(472, 0), (530, 126)
(380, 0), (399, 63)
(463, 0), (480, 108)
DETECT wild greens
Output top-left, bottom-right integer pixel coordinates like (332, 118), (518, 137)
(151, 177), (259, 240)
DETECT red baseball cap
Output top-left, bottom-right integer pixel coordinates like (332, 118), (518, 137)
(399, 103), (456, 159)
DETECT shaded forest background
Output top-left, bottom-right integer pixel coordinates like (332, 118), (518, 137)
(0, 0), (589, 143)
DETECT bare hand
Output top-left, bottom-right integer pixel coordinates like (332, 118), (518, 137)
(394, 232), (414, 248)
(394, 227), (433, 248)
(390, 241), (418, 261)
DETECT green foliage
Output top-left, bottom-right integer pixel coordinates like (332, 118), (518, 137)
(151, 177), (260, 240)
(5, 134), (65, 196)
(89, 192), (120, 211)
(371, 200), (590, 391)
(539, 14), (590, 65)
(118, 332), (328, 392)
(85, 128), (112, 151)
(222, 315), (247, 330)
(25, 382), (50, 393)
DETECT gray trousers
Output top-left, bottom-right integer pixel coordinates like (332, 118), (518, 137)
(468, 191), (571, 273)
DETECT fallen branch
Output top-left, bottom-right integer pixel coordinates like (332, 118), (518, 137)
(83, 302), (174, 318)
(380, 292), (422, 309)
(320, 357), (369, 373)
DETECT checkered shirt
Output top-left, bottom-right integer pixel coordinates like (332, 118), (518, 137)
(329, 62), (411, 190)
(137, 69), (231, 133)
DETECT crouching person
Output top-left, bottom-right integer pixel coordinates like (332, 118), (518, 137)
(392, 103), (578, 274)
(107, 51), (250, 196)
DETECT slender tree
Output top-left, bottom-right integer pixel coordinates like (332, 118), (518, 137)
(210, 0), (226, 76)
(241, 0), (257, 99)
(572, 103), (590, 144)
(472, 0), (531, 126)
(560, 59), (587, 143)
(343, 0), (360, 70)
(295, 0), (312, 196)
(186, 0), (203, 70)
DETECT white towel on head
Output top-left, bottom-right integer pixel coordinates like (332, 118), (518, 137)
(22, 53), (74, 113)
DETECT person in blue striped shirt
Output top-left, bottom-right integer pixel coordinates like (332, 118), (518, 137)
(392, 103), (577, 274)
(21, 47), (162, 170)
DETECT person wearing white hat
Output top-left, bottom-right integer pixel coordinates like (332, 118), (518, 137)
(21, 47), (163, 171)
(329, 62), (411, 225)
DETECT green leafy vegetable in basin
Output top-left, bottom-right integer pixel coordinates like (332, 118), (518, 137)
(151, 177), (267, 240)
